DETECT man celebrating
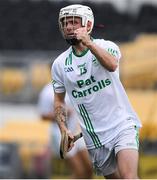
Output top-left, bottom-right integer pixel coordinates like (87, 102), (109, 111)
(52, 4), (142, 179)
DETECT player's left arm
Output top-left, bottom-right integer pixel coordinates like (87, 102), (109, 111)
(74, 27), (119, 72)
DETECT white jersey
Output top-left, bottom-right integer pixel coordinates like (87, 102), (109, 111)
(52, 39), (142, 149)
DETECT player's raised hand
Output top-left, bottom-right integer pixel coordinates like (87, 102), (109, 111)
(74, 27), (92, 46)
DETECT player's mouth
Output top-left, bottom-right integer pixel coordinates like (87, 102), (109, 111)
(65, 33), (76, 39)
(66, 33), (75, 36)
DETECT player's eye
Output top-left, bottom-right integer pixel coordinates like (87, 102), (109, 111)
(73, 20), (79, 25)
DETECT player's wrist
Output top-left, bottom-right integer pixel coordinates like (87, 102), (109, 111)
(59, 123), (68, 133)
(85, 39), (94, 48)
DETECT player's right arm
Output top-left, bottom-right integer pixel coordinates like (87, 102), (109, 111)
(52, 56), (74, 149)
(54, 92), (74, 151)
(54, 92), (74, 138)
(54, 92), (67, 131)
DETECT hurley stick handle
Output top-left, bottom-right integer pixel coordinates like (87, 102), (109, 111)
(73, 132), (83, 142)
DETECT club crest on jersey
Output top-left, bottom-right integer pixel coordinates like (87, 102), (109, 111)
(92, 57), (99, 66)
(77, 63), (87, 75)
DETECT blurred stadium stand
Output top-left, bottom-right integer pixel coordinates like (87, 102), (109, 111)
(0, 0), (156, 50)
(0, 142), (23, 178)
(0, 120), (52, 178)
(120, 34), (157, 89)
(0, 0), (157, 179)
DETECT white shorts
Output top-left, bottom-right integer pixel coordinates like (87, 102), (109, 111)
(88, 126), (139, 176)
(50, 123), (86, 158)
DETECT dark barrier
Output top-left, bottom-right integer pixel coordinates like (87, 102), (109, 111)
(0, 0), (156, 50)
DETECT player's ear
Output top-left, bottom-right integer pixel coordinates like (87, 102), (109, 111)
(87, 21), (92, 33)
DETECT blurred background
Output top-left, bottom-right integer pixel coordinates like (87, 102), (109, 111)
(0, 0), (157, 179)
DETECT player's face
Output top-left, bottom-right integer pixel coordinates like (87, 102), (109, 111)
(61, 16), (82, 39)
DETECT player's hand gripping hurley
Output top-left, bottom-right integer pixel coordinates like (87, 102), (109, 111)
(60, 132), (83, 159)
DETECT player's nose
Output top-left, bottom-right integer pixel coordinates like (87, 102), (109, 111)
(66, 23), (74, 31)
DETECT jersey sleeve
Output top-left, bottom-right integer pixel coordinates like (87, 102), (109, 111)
(96, 39), (122, 76)
(51, 59), (66, 93)
(101, 39), (122, 62)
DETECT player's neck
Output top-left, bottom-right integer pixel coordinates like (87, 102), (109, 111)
(72, 43), (88, 56)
